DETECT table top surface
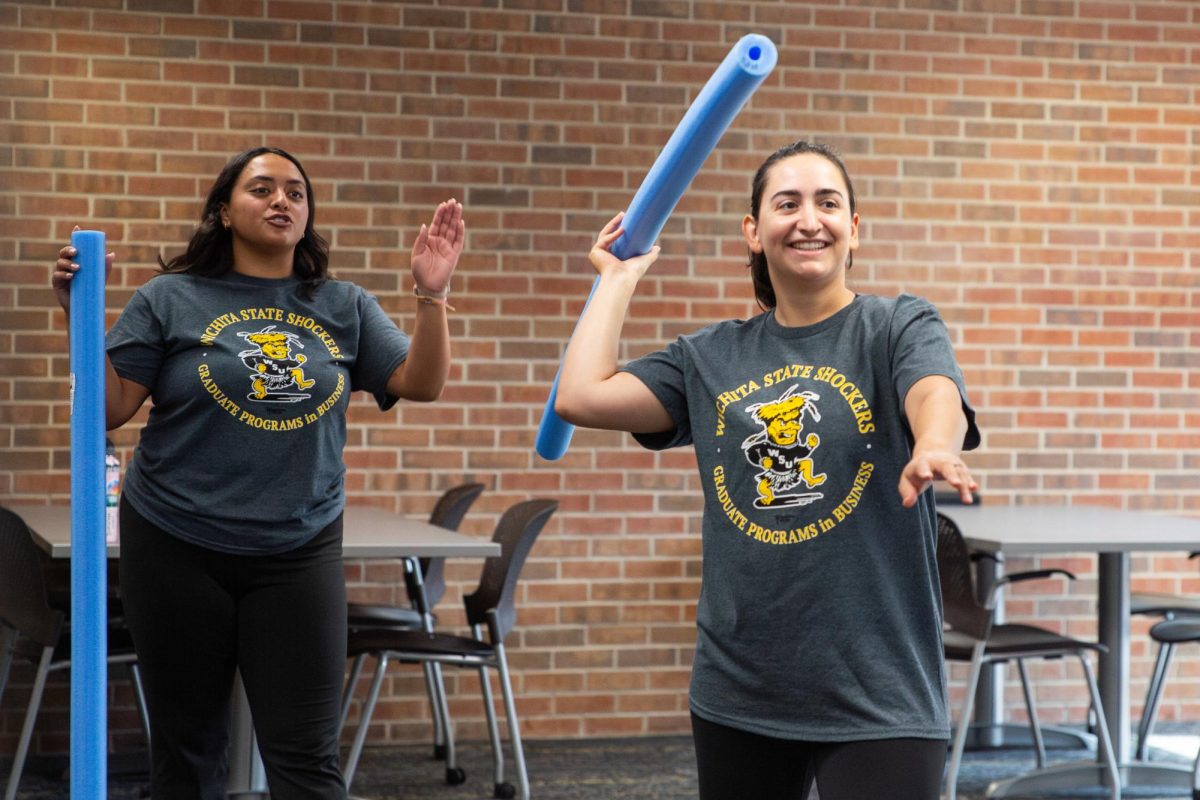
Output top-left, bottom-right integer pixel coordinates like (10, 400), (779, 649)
(4, 502), (500, 559)
(939, 503), (1200, 554)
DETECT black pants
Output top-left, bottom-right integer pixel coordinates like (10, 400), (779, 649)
(119, 498), (348, 800)
(691, 711), (946, 800)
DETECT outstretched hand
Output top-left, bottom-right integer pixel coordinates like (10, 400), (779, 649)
(589, 212), (660, 281)
(411, 199), (464, 297)
(52, 225), (114, 314)
(898, 449), (977, 508)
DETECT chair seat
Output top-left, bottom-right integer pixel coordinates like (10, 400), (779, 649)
(1131, 591), (1200, 617)
(347, 602), (424, 630)
(347, 628), (494, 661)
(1149, 618), (1200, 645)
(944, 623), (1106, 661)
(10, 622), (138, 663)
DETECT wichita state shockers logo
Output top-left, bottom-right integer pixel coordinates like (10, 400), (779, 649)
(710, 364), (878, 546)
(237, 325), (315, 402)
(742, 385), (827, 509)
(197, 308), (346, 432)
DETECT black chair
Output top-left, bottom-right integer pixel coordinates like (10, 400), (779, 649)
(1132, 609), (1200, 762)
(936, 512), (1120, 800)
(339, 482), (485, 778)
(343, 498), (557, 800)
(1134, 618), (1200, 798)
(0, 506), (149, 800)
(1132, 551), (1200, 761)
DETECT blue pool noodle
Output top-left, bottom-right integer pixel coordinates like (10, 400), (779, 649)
(69, 229), (107, 800)
(536, 34), (778, 461)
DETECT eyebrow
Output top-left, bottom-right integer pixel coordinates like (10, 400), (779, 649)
(770, 188), (844, 201)
(245, 175), (305, 187)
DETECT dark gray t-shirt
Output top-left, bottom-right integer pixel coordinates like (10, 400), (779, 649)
(107, 271), (410, 554)
(623, 293), (979, 741)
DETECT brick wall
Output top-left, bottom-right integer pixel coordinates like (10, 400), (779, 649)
(2, 0), (1199, 758)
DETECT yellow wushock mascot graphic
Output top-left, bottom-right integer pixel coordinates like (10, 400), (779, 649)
(237, 325), (316, 402)
(742, 384), (826, 509)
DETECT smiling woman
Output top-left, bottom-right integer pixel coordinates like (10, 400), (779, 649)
(554, 139), (980, 799)
(742, 140), (860, 319)
(49, 145), (466, 800)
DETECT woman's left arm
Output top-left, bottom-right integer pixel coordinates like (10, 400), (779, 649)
(898, 374), (978, 508)
(387, 199), (464, 401)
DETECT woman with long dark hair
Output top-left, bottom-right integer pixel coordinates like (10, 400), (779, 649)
(52, 146), (464, 799)
(556, 140), (979, 799)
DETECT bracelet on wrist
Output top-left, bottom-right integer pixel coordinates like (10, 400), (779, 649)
(414, 283), (448, 299)
(414, 286), (454, 311)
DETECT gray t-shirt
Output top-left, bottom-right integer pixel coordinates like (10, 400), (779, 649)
(107, 271), (410, 554)
(623, 293), (979, 741)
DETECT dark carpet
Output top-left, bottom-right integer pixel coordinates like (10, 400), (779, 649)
(5, 734), (1197, 799)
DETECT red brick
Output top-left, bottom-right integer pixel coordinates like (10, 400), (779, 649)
(7, 0), (1200, 754)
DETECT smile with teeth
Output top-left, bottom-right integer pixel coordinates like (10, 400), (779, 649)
(789, 240), (827, 250)
(267, 215), (291, 226)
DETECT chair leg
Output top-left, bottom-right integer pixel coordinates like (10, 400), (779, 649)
(408, 557), (452, 764)
(339, 653), (367, 736)
(129, 662), (151, 743)
(128, 662), (153, 781)
(1137, 641), (1175, 761)
(1078, 653), (1121, 800)
(4, 646), (54, 800)
(1015, 658), (1047, 769)
(944, 643), (987, 800)
(422, 661), (448, 758)
(425, 661), (463, 784)
(343, 653), (390, 790)
(1191, 736), (1199, 799)
(478, 661), (508, 794)
(495, 641), (530, 800)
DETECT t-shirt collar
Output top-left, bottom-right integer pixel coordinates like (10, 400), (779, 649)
(763, 294), (861, 339)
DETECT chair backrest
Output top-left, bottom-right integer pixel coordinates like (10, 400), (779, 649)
(0, 506), (65, 648)
(407, 483), (486, 611)
(935, 512), (992, 641)
(464, 498), (558, 641)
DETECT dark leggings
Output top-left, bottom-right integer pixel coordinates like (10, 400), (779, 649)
(119, 497), (348, 800)
(691, 711), (946, 800)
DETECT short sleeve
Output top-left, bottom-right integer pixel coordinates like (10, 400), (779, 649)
(890, 295), (980, 451)
(349, 289), (410, 411)
(106, 288), (164, 392)
(620, 339), (693, 450)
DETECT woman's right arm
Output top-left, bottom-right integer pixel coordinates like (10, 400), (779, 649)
(53, 241), (152, 430)
(553, 213), (675, 434)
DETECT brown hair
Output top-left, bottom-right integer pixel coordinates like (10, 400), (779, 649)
(158, 146), (330, 298)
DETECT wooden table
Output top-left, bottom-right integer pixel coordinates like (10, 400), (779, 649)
(7, 502), (500, 797)
(941, 503), (1200, 798)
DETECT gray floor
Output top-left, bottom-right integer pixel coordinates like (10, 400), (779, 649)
(5, 731), (1198, 799)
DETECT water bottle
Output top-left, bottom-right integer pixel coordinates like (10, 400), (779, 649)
(105, 439), (120, 543)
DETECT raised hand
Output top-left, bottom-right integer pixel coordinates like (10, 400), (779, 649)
(589, 212), (660, 282)
(410, 199), (464, 297)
